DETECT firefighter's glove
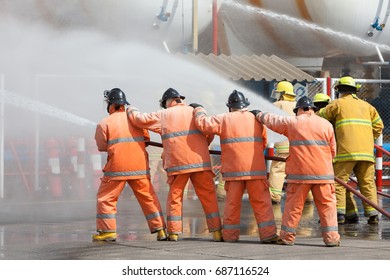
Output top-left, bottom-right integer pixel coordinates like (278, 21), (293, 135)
(250, 110), (261, 116)
(189, 103), (203, 109)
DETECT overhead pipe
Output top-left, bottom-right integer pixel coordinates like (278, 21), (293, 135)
(192, 0), (198, 53)
(212, 0), (218, 55)
(0, 75), (4, 199)
(147, 141), (390, 219)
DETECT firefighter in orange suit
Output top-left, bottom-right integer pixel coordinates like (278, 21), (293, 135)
(270, 81), (313, 204)
(192, 90), (278, 243)
(269, 81), (297, 204)
(127, 88), (222, 242)
(92, 88), (167, 242)
(251, 96), (340, 246)
(318, 76), (384, 224)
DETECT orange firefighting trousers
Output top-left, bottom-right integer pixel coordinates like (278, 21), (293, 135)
(279, 183), (340, 245)
(222, 179), (277, 242)
(166, 170), (221, 234)
(96, 177), (166, 233)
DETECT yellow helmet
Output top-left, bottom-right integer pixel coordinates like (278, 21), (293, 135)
(334, 76), (361, 91)
(275, 81), (295, 96)
(313, 93), (330, 103)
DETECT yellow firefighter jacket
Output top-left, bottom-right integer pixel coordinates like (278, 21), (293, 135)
(318, 94), (383, 163)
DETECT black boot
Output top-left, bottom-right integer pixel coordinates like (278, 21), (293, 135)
(345, 215), (359, 224)
(368, 215), (379, 225)
(337, 214), (345, 224)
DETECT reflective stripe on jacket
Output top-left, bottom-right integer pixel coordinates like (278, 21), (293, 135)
(258, 111), (335, 184)
(194, 108), (268, 181)
(127, 102), (213, 176)
(95, 108), (151, 179)
(318, 94), (383, 163)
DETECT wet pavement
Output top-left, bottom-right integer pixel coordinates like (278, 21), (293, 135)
(0, 189), (389, 260)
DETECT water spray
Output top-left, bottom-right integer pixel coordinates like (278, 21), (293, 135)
(1, 90), (97, 128)
(225, 0), (390, 54)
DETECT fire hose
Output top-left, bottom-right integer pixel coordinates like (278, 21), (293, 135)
(147, 141), (390, 219)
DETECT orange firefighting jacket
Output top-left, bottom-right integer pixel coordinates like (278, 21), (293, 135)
(95, 106), (151, 179)
(273, 100), (296, 154)
(127, 101), (214, 176)
(318, 94), (384, 163)
(257, 110), (336, 184)
(194, 107), (268, 181)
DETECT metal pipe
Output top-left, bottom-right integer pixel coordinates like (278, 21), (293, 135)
(326, 76), (332, 97)
(375, 143), (390, 157)
(375, 134), (383, 191)
(192, 0), (198, 53)
(34, 76), (41, 192)
(378, 190), (390, 199)
(0, 75), (4, 199)
(266, 143), (274, 178)
(212, 0), (218, 55)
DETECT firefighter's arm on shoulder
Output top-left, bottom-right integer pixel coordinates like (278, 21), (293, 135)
(193, 107), (222, 136)
(127, 107), (162, 135)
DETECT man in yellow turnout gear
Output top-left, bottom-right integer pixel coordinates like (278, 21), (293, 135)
(313, 93), (331, 112)
(318, 76), (384, 224)
(269, 81), (313, 204)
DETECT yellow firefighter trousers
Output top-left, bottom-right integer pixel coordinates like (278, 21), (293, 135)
(333, 161), (378, 218)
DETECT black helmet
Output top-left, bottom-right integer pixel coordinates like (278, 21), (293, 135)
(159, 88), (185, 109)
(293, 96), (317, 114)
(226, 90), (250, 109)
(104, 88), (130, 106)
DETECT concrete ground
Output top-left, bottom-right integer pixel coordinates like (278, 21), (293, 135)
(0, 190), (389, 260)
